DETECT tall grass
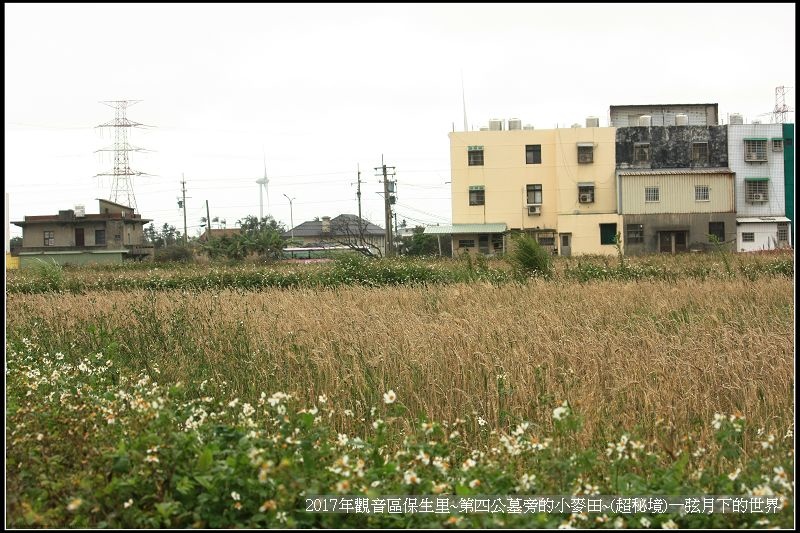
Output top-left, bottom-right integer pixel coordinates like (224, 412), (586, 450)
(7, 277), (793, 452)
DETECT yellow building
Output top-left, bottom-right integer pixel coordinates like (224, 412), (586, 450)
(443, 120), (621, 256)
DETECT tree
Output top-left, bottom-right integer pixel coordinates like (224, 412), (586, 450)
(200, 215), (287, 261)
(399, 226), (447, 256)
(329, 215), (383, 258)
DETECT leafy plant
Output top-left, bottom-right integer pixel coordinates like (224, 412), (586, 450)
(507, 233), (552, 279)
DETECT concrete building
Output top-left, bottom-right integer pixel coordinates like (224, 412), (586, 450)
(610, 103), (719, 127)
(11, 199), (153, 267)
(441, 117), (620, 257)
(615, 121), (736, 254)
(784, 123), (795, 245)
(727, 123), (792, 251)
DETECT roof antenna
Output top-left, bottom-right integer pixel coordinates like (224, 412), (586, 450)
(461, 70), (468, 132)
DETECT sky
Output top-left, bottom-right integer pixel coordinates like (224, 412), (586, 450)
(5, 3), (796, 240)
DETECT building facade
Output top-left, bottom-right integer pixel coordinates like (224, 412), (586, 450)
(727, 123), (791, 251)
(615, 122), (736, 254)
(445, 118), (620, 256)
(11, 199), (153, 267)
(610, 103), (719, 127)
(283, 214), (386, 256)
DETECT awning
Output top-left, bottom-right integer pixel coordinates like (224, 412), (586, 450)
(744, 177), (769, 182)
(424, 223), (507, 235)
(577, 142), (594, 147)
(736, 217), (791, 224)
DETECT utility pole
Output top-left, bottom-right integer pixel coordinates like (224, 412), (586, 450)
(205, 200), (211, 242)
(179, 174), (189, 245)
(375, 155), (396, 258)
(394, 212), (399, 255)
(355, 164), (364, 249)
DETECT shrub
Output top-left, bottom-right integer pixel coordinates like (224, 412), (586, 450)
(507, 234), (552, 279)
(154, 245), (195, 263)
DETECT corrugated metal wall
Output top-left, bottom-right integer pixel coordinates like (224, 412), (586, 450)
(621, 173), (734, 214)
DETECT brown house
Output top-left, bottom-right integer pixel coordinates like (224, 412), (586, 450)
(11, 199), (153, 267)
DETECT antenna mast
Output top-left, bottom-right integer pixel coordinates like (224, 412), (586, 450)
(461, 71), (468, 132)
(95, 100), (150, 213)
(773, 86), (792, 124)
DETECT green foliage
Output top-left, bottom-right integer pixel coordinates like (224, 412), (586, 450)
(399, 227), (451, 257)
(154, 245), (195, 263)
(507, 234), (553, 279)
(6, 339), (794, 528)
(28, 258), (65, 291)
(201, 216), (287, 261)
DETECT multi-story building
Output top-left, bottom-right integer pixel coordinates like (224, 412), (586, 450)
(610, 103), (719, 127)
(11, 199), (153, 267)
(727, 122), (792, 251)
(784, 123), (795, 245)
(441, 117), (620, 257)
(615, 107), (736, 254)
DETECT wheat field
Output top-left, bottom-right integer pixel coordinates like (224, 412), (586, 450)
(7, 276), (793, 451)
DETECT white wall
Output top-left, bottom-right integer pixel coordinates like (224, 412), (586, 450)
(736, 222), (789, 252)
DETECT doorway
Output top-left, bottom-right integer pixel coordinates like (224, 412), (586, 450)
(559, 233), (571, 257)
(75, 228), (85, 247)
(658, 231), (687, 254)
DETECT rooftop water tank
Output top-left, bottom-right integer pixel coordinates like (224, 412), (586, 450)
(638, 115), (652, 127)
(585, 117), (600, 128)
(675, 114), (689, 126)
(489, 118), (504, 131)
(508, 118), (522, 130)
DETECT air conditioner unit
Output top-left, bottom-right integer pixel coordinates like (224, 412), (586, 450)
(579, 193), (593, 203)
(751, 193), (765, 202)
(527, 205), (541, 215)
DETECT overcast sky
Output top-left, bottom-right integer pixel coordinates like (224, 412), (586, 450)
(5, 3), (796, 239)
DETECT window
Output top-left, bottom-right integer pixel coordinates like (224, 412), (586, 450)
(478, 235), (490, 253)
(95, 229), (106, 245)
(491, 234), (503, 251)
(43, 231), (55, 246)
(744, 139), (767, 161)
(772, 139), (784, 152)
(538, 236), (555, 246)
(645, 186), (660, 202)
(600, 223), (618, 245)
(458, 239), (475, 248)
(777, 223), (788, 242)
(525, 144), (542, 164)
(634, 143), (650, 163)
(691, 142), (708, 164)
(626, 224), (644, 244)
(526, 184), (543, 205)
(468, 145), (484, 166)
(578, 184), (595, 203)
(745, 179), (769, 203)
(577, 143), (594, 164)
(742, 232), (755, 243)
(695, 185), (710, 202)
(708, 222), (725, 243)
(469, 186), (485, 206)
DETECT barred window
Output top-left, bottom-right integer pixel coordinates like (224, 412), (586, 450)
(468, 186), (485, 206)
(626, 224), (644, 244)
(577, 144), (594, 164)
(742, 232), (755, 243)
(744, 139), (767, 162)
(634, 143), (650, 163)
(458, 239), (475, 248)
(695, 185), (710, 201)
(777, 223), (788, 242)
(745, 180), (769, 203)
(645, 186), (660, 202)
(691, 142), (708, 164)
(43, 231), (55, 246)
(772, 139), (784, 152)
(468, 147), (484, 166)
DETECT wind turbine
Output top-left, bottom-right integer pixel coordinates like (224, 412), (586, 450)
(255, 155), (270, 219)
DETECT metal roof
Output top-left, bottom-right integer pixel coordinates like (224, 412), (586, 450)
(617, 167), (733, 176)
(283, 214), (384, 238)
(736, 217), (791, 223)
(424, 223), (507, 235)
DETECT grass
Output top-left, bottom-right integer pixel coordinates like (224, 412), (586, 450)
(5, 252), (795, 527)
